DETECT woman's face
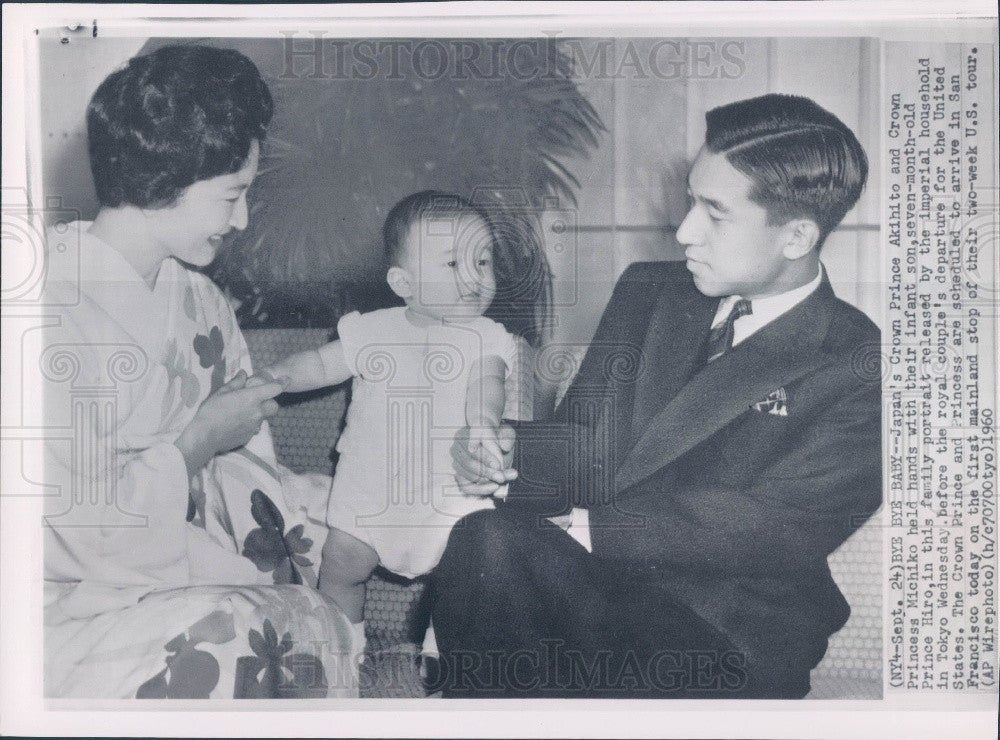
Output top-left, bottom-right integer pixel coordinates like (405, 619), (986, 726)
(148, 139), (260, 268)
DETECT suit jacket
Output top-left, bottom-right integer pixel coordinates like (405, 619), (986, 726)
(501, 260), (882, 694)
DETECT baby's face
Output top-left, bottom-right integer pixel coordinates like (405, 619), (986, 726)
(401, 212), (496, 319)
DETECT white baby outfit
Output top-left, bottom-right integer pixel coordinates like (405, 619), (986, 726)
(319, 307), (520, 578)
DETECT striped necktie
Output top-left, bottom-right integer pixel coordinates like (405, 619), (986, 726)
(703, 298), (752, 364)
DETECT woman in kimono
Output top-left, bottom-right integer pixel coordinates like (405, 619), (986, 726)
(42, 45), (356, 699)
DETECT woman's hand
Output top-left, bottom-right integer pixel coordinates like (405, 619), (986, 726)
(174, 370), (285, 477)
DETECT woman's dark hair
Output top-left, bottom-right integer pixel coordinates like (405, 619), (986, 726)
(87, 44), (273, 208)
(382, 189), (553, 347)
(705, 93), (868, 248)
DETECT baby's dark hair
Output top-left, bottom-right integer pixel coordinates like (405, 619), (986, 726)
(705, 93), (868, 249)
(382, 190), (493, 268)
(382, 190), (552, 347)
(87, 44), (273, 209)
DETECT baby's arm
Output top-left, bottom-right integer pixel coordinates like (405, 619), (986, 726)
(465, 353), (508, 467)
(260, 340), (353, 393)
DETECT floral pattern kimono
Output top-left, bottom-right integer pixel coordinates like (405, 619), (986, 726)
(41, 223), (356, 698)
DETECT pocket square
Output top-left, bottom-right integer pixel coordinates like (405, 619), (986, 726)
(752, 387), (788, 416)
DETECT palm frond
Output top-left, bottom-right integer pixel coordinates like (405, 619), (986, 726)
(185, 37), (605, 328)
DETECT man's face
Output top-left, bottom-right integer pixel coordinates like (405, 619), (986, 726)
(676, 148), (790, 299)
(149, 139), (260, 268)
(399, 212), (496, 319)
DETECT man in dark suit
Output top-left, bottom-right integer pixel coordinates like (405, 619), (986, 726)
(431, 94), (881, 699)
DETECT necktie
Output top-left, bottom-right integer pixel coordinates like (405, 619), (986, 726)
(702, 298), (752, 364)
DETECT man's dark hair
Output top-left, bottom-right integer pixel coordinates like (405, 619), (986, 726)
(382, 189), (495, 268)
(705, 93), (868, 248)
(87, 44), (273, 208)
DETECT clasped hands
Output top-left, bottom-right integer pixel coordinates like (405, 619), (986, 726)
(174, 369), (286, 477)
(452, 423), (518, 497)
(452, 424), (573, 529)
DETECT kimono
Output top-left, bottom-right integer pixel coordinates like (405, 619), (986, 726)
(40, 222), (356, 699)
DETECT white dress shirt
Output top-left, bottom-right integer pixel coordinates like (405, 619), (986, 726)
(710, 267), (823, 348)
(563, 265), (824, 552)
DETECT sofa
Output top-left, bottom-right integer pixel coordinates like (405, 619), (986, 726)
(245, 327), (882, 700)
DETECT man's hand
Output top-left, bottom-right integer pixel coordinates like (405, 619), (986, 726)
(467, 424), (504, 473)
(452, 423), (517, 497)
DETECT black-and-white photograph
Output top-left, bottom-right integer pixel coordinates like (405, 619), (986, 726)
(1, 3), (996, 738)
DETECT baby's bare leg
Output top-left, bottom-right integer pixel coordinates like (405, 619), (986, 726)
(318, 526), (379, 624)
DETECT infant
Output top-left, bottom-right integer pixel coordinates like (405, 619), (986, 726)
(263, 191), (525, 652)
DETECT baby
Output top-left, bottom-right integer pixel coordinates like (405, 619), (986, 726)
(262, 190), (525, 652)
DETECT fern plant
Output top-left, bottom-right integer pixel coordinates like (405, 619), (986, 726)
(142, 37), (605, 328)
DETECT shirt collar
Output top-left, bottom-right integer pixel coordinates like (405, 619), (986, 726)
(52, 220), (180, 352)
(712, 265), (824, 347)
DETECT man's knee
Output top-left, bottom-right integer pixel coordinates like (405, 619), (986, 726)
(450, 509), (520, 551)
(437, 509), (523, 578)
